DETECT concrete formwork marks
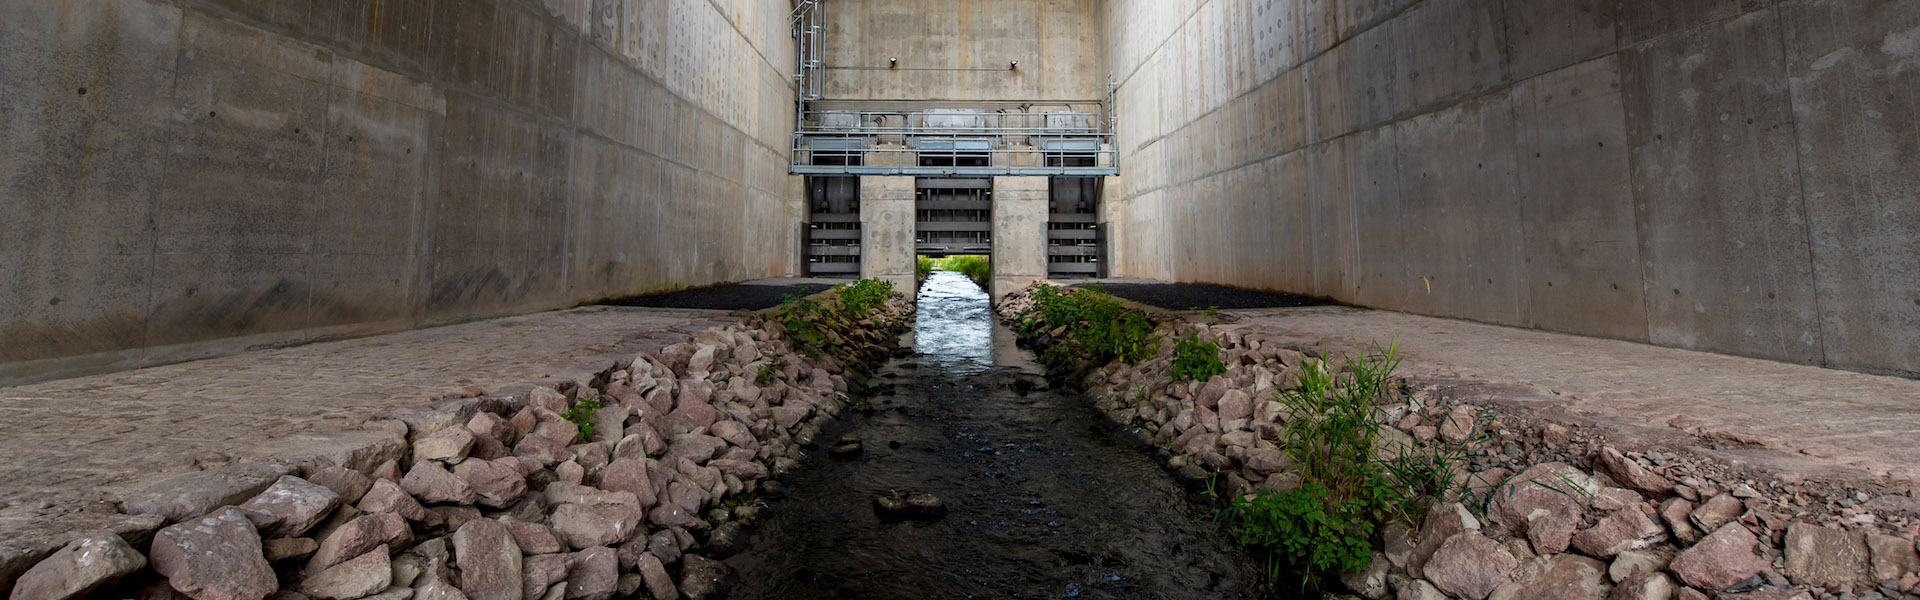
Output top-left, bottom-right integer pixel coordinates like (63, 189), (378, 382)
(1100, 0), (1919, 377)
(0, 0), (802, 384)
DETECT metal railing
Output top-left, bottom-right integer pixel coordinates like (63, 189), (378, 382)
(790, 109), (1119, 176)
(790, 1), (823, 104)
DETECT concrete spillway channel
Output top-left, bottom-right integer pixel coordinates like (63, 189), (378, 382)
(725, 271), (1263, 598)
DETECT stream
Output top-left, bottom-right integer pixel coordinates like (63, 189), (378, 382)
(724, 270), (1267, 599)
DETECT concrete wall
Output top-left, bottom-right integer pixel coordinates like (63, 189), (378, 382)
(0, 0), (801, 384)
(1100, 0), (1920, 378)
(858, 176), (917, 294)
(990, 176), (1049, 304)
(820, 0), (1104, 103)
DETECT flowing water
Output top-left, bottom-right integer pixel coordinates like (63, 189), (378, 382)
(724, 271), (1266, 599)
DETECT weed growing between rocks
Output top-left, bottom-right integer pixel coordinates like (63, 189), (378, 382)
(833, 279), (894, 316)
(775, 278), (896, 358)
(1171, 333), (1227, 381)
(561, 394), (604, 443)
(1216, 342), (1447, 591)
(755, 358), (783, 386)
(1017, 284), (1158, 365)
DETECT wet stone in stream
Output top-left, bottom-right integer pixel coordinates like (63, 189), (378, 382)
(724, 272), (1265, 599)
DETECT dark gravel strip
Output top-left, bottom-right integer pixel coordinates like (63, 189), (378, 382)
(594, 282), (837, 311)
(1071, 282), (1332, 310)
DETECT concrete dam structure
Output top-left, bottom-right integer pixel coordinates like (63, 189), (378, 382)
(5, 0), (1917, 382)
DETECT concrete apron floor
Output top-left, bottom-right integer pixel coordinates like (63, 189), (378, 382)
(0, 305), (736, 537)
(1222, 305), (1920, 490)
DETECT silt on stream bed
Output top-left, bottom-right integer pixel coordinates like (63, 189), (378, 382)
(725, 271), (1271, 599)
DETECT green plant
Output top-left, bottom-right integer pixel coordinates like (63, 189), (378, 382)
(833, 278), (894, 317)
(561, 395), (604, 444)
(1213, 340), (1464, 590)
(723, 492), (762, 509)
(1018, 284), (1159, 365)
(936, 255), (991, 289)
(774, 279), (894, 358)
(916, 255), (934, 279)
(1222, 482), (1378, 587)
(755, 357), (783, 386)
(777, 293), (829, 357)
(1170, 333), (1226, 381)
(1187, 305), (1222, 318)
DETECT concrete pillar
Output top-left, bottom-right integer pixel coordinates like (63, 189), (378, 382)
(991, 176), (1049, 304)
(859, 176), (917, 296)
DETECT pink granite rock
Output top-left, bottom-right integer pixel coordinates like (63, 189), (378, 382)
(1668, 523), (1769, 590)
(151, 507), (277, 600)
(237, 476), (341, 538)
(1422, 532), (1515, 600)
(450, 519), (522, 600)
(10, 534), (147, 600)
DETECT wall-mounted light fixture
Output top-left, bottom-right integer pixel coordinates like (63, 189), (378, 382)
(889, 57), (898, 69)
(1009, 60), (1018, 70)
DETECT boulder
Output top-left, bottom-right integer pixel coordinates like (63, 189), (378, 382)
(357, 480), (437, 526)
(305, 467), (375, 505)
(1607, 572), (1674, 600)
(1592, 487), (1646, 512)
(500, 519), (566, 555)
(647, 504), (707, 532)
(1782, 522), (1870, 587)
(542, 483), (641, 508)
(1658, 498), (1700, 544)
(237, 476), (341, 538)
(414, 428), (475, 463)
(1217, 390), (1252, 422)
(549, 504), (646, 549)
(1688, 494), (1744, 533)
(468, 412), (518, 445)
(1422, 532), (1515, 600)
(124, 463), (297, 523)
(263, 537), (318, 562)
(636, 552), (677, 600)
(450, 520), (521, 600)
(522, 554), (570, 600)
(452, 459), (527, 508)
(1491, 554), (1609, 600)
(430, 506), (484, 532)
(1490, 463), (1599, 554)
(647, 531), (681, 566)
(1593, 448), (1671, 497)
(1667, 523), (1769, 590)
(1867, 532), (1920, 581)
(1339, 552), (1390, 599)
(664, 435), (727, 466)
(707, 459), (767, 481)
(1397, 579), (1451, 600)
(514, 435), (573, 467)
(1572, 508), (1666, 558)
(1410, 503), (1481, 573)
(9, 534), (147, 600)
(564, 547), (618, 600)
(400, 461), (475, 505)
(677, 554), (732, 600)
(307, 513), (409, 575)
(596, 459), (657, 507)
(299, 545), (391, 600)
(150, 507), (278, 600)
(1608, 549), (1671, 583)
